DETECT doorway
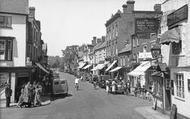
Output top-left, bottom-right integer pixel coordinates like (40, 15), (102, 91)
(15, 76), (29, 102)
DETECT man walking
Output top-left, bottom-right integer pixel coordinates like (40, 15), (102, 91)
(5, 83), (12, 107)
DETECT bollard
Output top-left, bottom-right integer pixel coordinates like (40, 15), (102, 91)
(170, 104), (177, 119)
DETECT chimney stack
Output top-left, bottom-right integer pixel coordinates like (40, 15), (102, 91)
(101, 36), (105, 42)
(97, 38), (102, 44)
(154, 4), (161, 12)
(123, 0), (135, 13)
(92, 36), (97, 46)
(29, 7), (35, 18)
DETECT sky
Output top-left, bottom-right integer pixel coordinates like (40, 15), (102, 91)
(29, 0), (164, 56)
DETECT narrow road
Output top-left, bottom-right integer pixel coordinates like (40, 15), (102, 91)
(0, 72), (152, 119)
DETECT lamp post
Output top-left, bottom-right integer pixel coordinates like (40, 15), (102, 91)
(151, 44), (166, 113)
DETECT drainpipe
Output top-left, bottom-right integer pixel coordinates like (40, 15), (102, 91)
(162, 73), (166, 113)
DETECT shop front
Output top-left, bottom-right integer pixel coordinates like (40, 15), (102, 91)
(0, 66), (34, 102)
(127, 61), (151, 95)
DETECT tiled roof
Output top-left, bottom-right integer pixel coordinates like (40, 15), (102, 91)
(93, 41), (106, 52)
(0, 0), (29, 14)
(118, 45), (131, 54)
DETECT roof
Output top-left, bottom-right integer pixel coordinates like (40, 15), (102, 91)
(0, 0), (29, 14)
(98, 41), (106, 49)
(93, 42), (106, 52)
(105, 11), (121, 27)
(118, 45), (131, 54)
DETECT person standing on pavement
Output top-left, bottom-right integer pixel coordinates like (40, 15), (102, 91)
(5, 83), (12, 107)
(111, 79), (116, 94)
(106, 80), (110, 94)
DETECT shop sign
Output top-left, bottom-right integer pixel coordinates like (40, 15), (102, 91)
(167, 4), (188, 27)
(135, 18), (159, 39)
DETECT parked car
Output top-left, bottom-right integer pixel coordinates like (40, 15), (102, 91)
(53, 76), (68, 96)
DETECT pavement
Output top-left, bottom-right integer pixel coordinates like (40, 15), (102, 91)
(0, 72), (170, 119)
(0, 95), (51, 108)
(135, 106), (170, 119)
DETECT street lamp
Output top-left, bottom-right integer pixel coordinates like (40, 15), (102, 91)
(150, 44), (166, 113)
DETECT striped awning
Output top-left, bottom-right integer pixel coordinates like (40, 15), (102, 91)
(83, 64), (92, 69)
(127, 61), (151, 77)
(78, 62), (86, 69)
(160, 28), (180, 44)
(105, 60), (117, 71)
(109, 67), (122, 72)
(35, 63), (49, 74)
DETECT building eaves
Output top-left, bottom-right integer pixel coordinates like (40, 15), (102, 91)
(105, 12), (121, 27)
(93, 43), (103, 52)
(133, 11), (162, 14)
(98, 41), (106, 50)
(0, 0), (29, 15)
(118, 45), (131, 54)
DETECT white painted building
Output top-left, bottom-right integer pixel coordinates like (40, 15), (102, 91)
(0, 0), (31, 102)
(161, 0), (190, 118)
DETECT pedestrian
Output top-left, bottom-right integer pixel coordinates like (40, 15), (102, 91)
(28, 82), (34, 107)
(5, 83), (12, 107)
(17, 85), (24, 107)
(22, 82), (30, 107)
(75, 75), (80, 90)
(106, 80), (109, 94)
(34, 83), (42, 106)
(111, 79), (116, 94)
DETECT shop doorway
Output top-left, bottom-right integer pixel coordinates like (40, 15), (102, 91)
(15, 76), (29, 102)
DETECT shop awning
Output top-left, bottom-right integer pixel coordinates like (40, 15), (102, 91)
(78, 62), (86, 69)
(105, 60), (117, 71)
(83, 64), (92, 69)
(109, 67), (122, 72)
(127, 61), (151, 77)
(35, 63), (49, 74)
(160, 28), (180, 44)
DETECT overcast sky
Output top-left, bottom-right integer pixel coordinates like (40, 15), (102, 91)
(29, 0), (164, 56)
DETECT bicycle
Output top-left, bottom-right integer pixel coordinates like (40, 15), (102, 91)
(75, 83), (79, 91)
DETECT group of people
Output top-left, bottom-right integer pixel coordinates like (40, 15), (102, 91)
(105, 77), (130, 95)
(17, 81), (42, 108)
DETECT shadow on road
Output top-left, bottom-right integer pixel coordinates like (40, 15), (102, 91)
(51, 94), (72, 101)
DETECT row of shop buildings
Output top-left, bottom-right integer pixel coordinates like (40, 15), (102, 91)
(78, 0), (190, 118)
(0, 0), (49, 103)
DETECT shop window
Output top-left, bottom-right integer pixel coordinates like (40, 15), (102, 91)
(0, 16), (12, 28)
(175, 73), (184, 98)
(0, 39), (13, 61)
(172, 41), (181, 55)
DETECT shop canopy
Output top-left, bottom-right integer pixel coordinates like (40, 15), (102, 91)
(78, 62), (86, 69)
(83, 64), (92, 69)
(127, 61), (151, 77)
(109, 67), (122, 72)
(105, 60), (117, 72)
(160, 28), (180, 44)
(35, 63), (49, 74)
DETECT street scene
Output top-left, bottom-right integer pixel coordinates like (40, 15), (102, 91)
(0, 72), (168, 119)
(1, 0), (190, 119)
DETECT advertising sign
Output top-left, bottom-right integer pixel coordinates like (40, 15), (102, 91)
(167, 4), (188, 27)
(135, 18), (159, 39)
